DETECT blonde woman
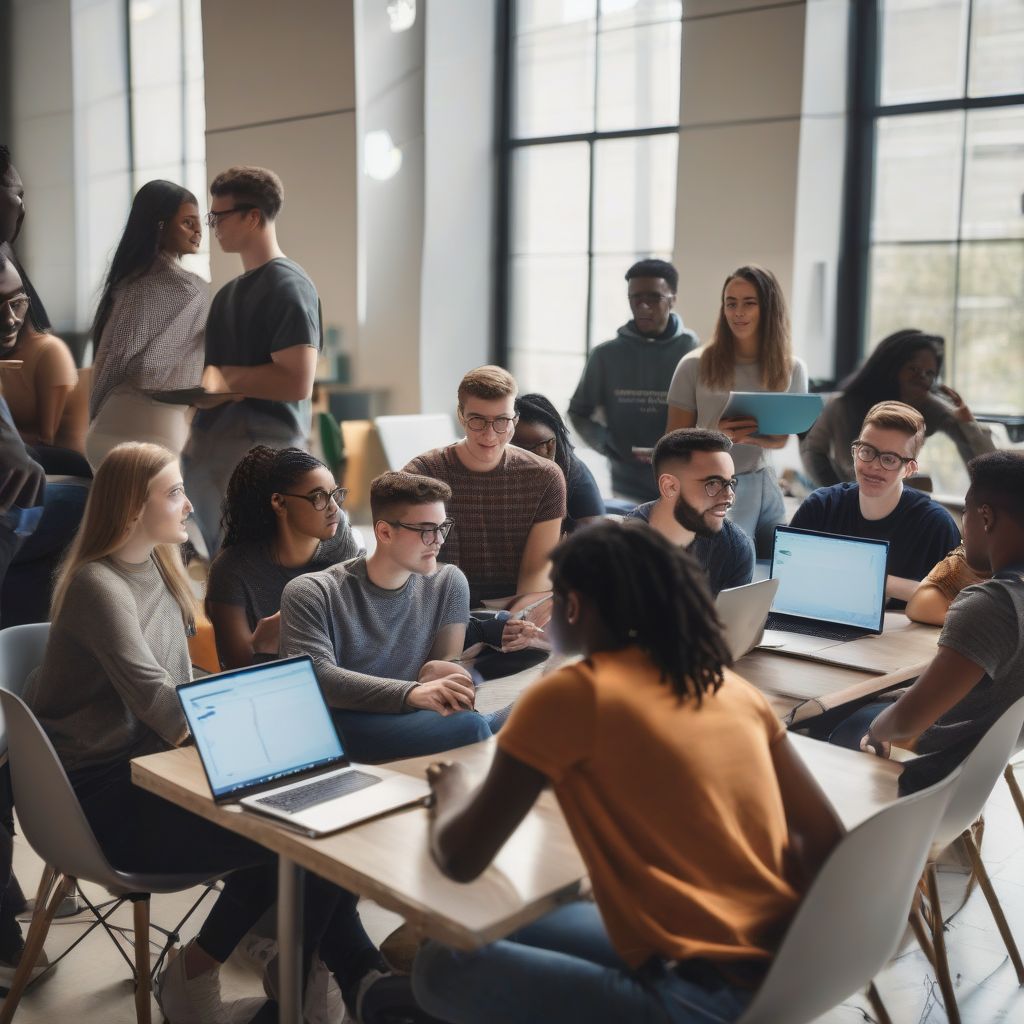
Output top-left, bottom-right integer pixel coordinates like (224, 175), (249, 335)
(666, 265), (807, 557)
(25, 444), (392, 1024)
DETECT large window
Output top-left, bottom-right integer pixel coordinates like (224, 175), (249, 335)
(502, 0), (682, 416)
(863, 0), (1024, 487)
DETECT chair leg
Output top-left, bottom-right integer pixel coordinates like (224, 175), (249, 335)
(865, 981), (892, 1024)
(0, 871), (74, 1024)
(909, 892), (937, 967)
(925, 863), (962, 1024)
(958, 830), (1024, 984)
(132, 897), (153, 1024)
(1005, 764), (1024, 829)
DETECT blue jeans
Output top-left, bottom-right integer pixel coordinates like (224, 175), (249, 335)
(331, 707), (503, 763)
(728, 466), (787, 559)
(412, 902), (753, 1024)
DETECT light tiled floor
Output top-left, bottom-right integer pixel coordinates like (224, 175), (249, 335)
(5, 766), (1024, 1023)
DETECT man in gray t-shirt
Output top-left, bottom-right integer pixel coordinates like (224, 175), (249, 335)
(280, 471), (507, 762)
(856, 451), (1024, 794)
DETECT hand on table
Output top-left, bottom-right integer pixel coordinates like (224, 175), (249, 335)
(859, 732), (891, 759)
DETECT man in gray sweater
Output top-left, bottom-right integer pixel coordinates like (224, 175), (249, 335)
(569, 258), (698, 502)
(280, 471), (506, 762)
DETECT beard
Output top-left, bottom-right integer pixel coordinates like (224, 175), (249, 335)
(673, 493), (717, 538)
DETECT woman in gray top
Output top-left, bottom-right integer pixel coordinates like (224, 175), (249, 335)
(800, 329), (994, 487)
(25, 442), (394, 1023)
(206, 445), (362, 669)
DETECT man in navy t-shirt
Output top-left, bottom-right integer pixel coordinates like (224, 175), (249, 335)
(790, 401), (960, 606)
(626, 428), (754, 596)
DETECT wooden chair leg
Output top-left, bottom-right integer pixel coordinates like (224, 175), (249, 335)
(865, 981), (893, 1024)
(132, 897), (153, 1024)
(925, 863), (962, 1024)
(958, 830), (1024, 985)
(909, 893), (938, 967)
(1005, 764), (1024, 828)
(0, 872), (74, 1024)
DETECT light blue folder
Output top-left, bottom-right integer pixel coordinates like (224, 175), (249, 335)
(719, 392), (824, 435)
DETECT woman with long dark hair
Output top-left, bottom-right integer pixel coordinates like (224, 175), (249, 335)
(512, 392), (604, 532)
(800, 328), (994, 487)
(206, 445), (362, 669)
(85, 180), (209, 470)
(666, 265), (807, 556)
(411, 521), (841, 1023)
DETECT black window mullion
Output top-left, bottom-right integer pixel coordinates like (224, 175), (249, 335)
(585, 5), (601, 357)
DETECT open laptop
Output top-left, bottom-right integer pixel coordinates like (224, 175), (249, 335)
(758, 526), (889, 655)
(177, 656), (430, 837)
(715, 578), (780, 661)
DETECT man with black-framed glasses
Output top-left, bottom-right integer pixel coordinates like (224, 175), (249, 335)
(625, 428), (754, 596)
(183, 165), (322, 556)
(791, 401), (961, 606)
(280, 471), (510, 762)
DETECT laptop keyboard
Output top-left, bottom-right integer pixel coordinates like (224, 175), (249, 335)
(255, 770), (382, 815)
(764, 613), (870, 643)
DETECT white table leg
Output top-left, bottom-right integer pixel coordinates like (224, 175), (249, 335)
(277, 855), (304, 1024)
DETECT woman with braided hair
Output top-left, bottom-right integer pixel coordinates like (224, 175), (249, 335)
(413, 520), (842, 1024)
(206, 445), (362, 668)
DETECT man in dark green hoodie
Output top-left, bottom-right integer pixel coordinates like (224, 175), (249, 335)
(569, 259), (698, 502)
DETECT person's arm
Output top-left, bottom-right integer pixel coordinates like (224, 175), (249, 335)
(885, 575), (921, 604)
(799, 401), (843, 487)
(29, 337), (77, 446)
(666, 406), (697, 433)
(927, 388), (996, 465)
(206, 601), (279, 669)
(567, 353), (613, 455)
(865, 645), (986, 749)
(905, 583), (953, 626)
(516, 518), (561, 597)
(424, 622), (468, 664)
(0, 402), (44, 514)
(771, 734), (844, 890)
(722, 529), (756, 591)
(428, 751), (548, 882)
(215, 344), (318, 403)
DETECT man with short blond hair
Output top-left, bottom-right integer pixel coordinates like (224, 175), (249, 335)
(183, 165), (322, 555)
(405, 365), (566, 608)
(791, 400), (961, 604)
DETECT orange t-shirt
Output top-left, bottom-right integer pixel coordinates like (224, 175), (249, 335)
(498, 648), (801, 969)
(0, 328), (79, 449)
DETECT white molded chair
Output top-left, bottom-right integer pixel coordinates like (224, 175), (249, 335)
(374, 414), (458, 470)
(911, 694), (1024, 1024)
(734, 767), (958, 1024)
(0, 624), (215, 1024)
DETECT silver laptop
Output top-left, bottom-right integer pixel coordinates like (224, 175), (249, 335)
(177, 656), (429, 837)
(758, 526), (889, 655)
(715, 578), (780, 661)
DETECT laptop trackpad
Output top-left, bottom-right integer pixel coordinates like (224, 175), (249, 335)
(759, 629), (843, 654)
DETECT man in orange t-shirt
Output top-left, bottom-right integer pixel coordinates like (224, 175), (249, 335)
(411, 521), (842, 1023)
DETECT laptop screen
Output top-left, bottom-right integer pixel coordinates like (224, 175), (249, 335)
(769, 526), (888, 632)
(178, 657), (345, 800)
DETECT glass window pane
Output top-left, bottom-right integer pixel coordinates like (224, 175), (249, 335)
(599, 0), (682, 31)
(879, 0), (968, 105)
(968, 0), (1024, 98)
(509, 256), (590, 355)
(872, 113), (964, 242)
(509, 349), (587, 425)
(867, 243), (957, 346)
(589, 251), (672, 351)
(514, 21), (596, 138)
(592, 134), (677, 254)
(954, 241), (1024, 413)
(596, 20), (681, 131)
(961, 106), (1024, 240)
(511, 144), (591, 255)
(516, 0), (596, 34)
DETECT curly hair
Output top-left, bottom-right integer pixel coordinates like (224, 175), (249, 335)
(550, 520), (732, 704)
(220, 446), (328, 547)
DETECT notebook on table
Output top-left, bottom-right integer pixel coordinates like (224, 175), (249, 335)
(177, 656), (429, 837)
(715, 578), (780, 662)
(758, 526), (889, 656)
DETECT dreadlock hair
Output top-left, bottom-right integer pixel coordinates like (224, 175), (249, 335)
(514, 392), (575, 479)
(221, 445), (329, 547)
(551, 520), (732, 704)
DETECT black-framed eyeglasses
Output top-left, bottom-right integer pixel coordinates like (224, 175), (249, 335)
(517, 436), (556, 453)
(628, 291), (673, 308)
(206, 205), (256, 227)
(700, 476), (739, 498)
(278, 486), (348, 511)
(851, 441), (913, 471)
(386, 519), (455, 545)
(464, 413), (518, 435)
(1, 293), (30, 320)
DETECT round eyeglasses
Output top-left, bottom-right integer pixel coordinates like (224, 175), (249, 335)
(701, 476), (739, 498)
(1, 294), (30, 320)
(464, 414), (518, 435)
(518, 436), (556, 453)
(851, 441), (913, 472)
(277, 486), (348, 511)
(386, 519), (455, 545)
